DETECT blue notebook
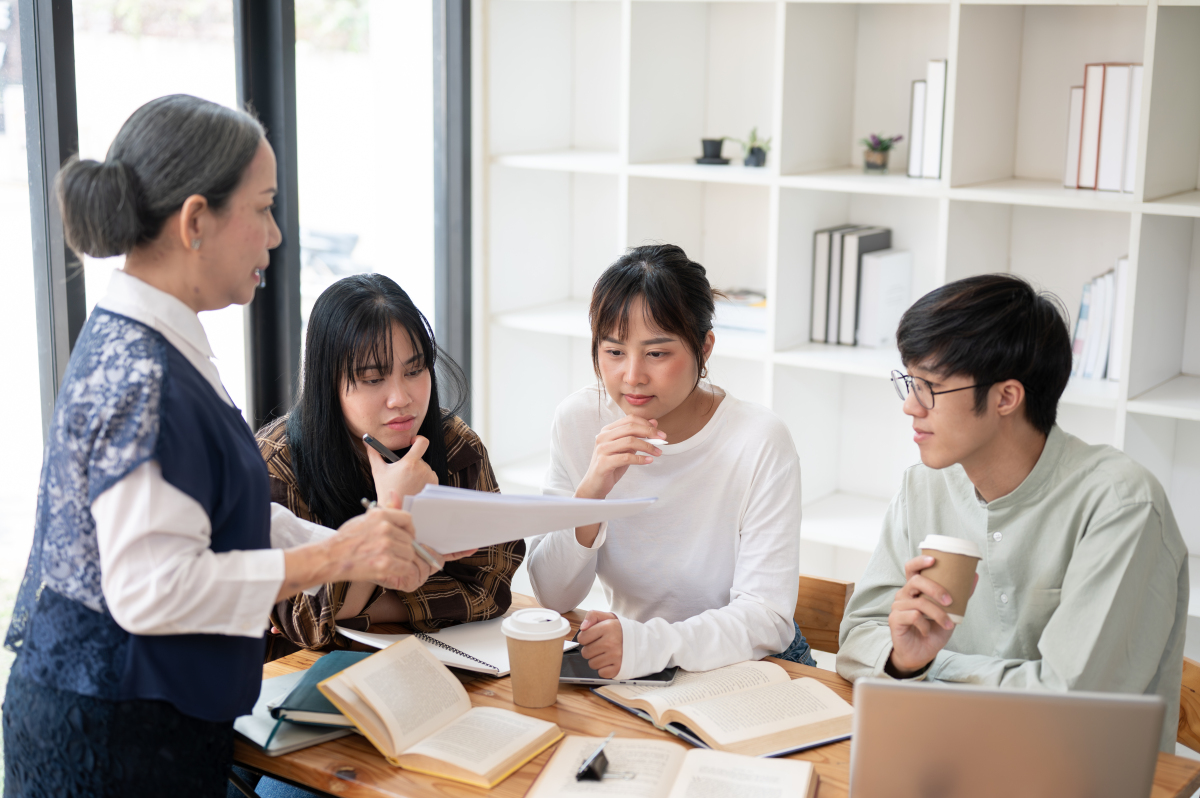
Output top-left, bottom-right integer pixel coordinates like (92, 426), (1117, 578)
(269, 650), (373, 727)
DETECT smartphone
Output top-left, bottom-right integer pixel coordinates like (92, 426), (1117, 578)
(362, 433), (400, 463)
(559, 649), (679, 686)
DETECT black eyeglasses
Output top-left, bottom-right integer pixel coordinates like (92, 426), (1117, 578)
(890, 370), (991, 410)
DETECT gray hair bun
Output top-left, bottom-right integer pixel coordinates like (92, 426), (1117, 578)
(58, 157), (141, 258)
(56, 94), (265, 259)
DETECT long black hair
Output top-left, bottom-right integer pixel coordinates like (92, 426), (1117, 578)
(287, 273), (469, 528)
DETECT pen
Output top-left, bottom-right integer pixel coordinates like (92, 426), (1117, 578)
(361, 497), (442, 572)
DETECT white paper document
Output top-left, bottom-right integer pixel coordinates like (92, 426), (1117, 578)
(402, 484), (655, 552)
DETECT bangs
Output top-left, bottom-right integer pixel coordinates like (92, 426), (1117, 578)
(591, 272), (690, 345)
(339, 302), (429, 389)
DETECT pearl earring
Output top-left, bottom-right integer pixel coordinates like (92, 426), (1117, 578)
(191, 239), (201, 250)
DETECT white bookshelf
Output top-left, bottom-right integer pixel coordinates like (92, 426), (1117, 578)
(473, 0), (1200, 608)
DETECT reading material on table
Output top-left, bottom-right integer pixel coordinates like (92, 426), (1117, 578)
(234, 671), (355, 756)
(401, 484), (655, 552)
(317, 636), (562, 787)
(269, 650), (370, 727)
(335, 616), (579, 676)
(526, 735), (819, 798)
(595, 660), (853, 757)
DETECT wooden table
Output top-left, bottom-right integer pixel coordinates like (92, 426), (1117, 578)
(236, 600), (1200, 798)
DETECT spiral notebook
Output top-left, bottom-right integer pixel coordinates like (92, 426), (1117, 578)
(335, 616), (578, 676)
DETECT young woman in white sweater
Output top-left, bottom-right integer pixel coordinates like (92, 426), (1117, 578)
(526, 244), (811, 680)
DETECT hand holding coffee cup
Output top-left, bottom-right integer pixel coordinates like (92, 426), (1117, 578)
(887, 535), (982, 676)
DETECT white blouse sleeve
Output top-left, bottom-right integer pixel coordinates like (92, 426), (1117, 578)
(94, 460), (287, 638)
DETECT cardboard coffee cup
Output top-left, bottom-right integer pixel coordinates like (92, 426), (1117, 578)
(502, 608), (571, 708)
(919, 535), (983, 624)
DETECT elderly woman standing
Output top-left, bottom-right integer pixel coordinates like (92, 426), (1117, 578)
(1, 95), (457, 796)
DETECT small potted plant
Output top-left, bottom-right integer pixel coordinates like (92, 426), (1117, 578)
(735, 127), (771, 168)
(861, 133), (903, 174)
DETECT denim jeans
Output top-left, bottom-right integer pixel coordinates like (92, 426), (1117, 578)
(774, 621), (817, 667)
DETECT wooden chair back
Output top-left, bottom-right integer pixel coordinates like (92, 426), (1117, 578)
(795, 575), (855, 655)
(1178, 657), (1200, 752)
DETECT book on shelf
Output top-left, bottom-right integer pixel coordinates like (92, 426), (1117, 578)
(335, 614), (578, 676)
(1108, 256), (1129, 382)
(234, 671), (355, 757)
(826, 226), (867, 343)
(857, 249), (913, 350)
(1078, 64), (1106, 189)
(526, 735), (819, 798)
(1070, 281), (1092, 377)
(318, 636), (562, 788)
(1097, 64), (1133, 192)
(908, 80), (927, 178)
(921, 59), (947, 180)
(270, 650), (370, 727)
(594, 660), (853, 757)
(714, 289), (767, 333)
(1124, 66), (1144, 193)
(1063, 86), (1084, 188)
(811, 225), (860, 344)
(839, 228), (893, 346)
(1072, 259), (1128, 382)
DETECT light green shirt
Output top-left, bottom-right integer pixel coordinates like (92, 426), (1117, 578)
(836, 426), (1188, 752)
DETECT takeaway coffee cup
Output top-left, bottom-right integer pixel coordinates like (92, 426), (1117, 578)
(919, 535), (983, 624)
(502, 608), (572, 708)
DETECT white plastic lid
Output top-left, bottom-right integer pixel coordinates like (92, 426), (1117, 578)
(919, 535), (982, 559)
(501, 608), (571, 642)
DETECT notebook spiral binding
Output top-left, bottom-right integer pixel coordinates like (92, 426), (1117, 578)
(415, 632), (499, 672)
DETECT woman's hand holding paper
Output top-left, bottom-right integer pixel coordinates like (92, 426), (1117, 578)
(578, 610), (624, 678)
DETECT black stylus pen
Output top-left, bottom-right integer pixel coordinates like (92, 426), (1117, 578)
(362, 433), (400, 463)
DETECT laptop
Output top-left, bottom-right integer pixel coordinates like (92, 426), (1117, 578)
(849, 679), (1165, 798)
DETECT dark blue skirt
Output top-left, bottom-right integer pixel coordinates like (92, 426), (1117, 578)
(3, 671), (233, 797)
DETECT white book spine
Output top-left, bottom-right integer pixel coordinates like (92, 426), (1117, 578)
(1123, 66), (1144, 194)
(811, 232), (831, 343)
(1097, 65), (1132, 192)
(1096, 271), (1115, 379)
(921, 61), (947, 180)
(1063, 87), (1084, 189)
(827, 232), (845, 343)
(908, 81), (927, 179)
(1080, 275), (1105, 379)
(1108, 257), (1129, 381)
(1078, 65), (1106, 189)
(1070, 282), (1091, 378)
(857, 250), (913, 350)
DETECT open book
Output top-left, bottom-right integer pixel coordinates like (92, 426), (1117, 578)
(527, 735), (818, 798)
(596, 661), (852, 757)
(317, 637), (562, 787)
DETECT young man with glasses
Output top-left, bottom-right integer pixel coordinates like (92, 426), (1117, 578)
(836, 274), (1188, 753)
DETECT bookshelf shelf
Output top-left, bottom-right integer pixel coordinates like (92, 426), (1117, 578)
(492, 150), (622, 175)
(478, 0), (1200, 591)
(493, 301), (591, 339)
(774, 344), (902, 379)
(1127, 376), (1200, 422)
(799, 492), (892, 554)
(779, 169), (945, 198)
(949, 179), (1141, 213)
(627, 161), (777, 186)
(1060, 378), (1121, 410)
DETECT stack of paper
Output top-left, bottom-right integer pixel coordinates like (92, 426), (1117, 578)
(402, 484), (655, 552)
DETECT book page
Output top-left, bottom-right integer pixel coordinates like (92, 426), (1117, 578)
(600, 662), (788, 723)
(666, 750), (815, 798)
(400, 706), (554, 773)
(322, 677), (392, 750)
(347, 638), (471, 755)
(667, 678), (852, 747)
(525, 735), (686, 798)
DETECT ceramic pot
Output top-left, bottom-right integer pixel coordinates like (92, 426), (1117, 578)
(701, 138), (724, 159)
(863, 149), (889, 174)
(744, 146), (767, 167)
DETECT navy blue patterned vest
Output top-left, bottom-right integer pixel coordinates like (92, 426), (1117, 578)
(7, 309), (270, 722)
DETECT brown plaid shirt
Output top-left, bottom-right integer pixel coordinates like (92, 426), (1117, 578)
(256, 415), (524, 658)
